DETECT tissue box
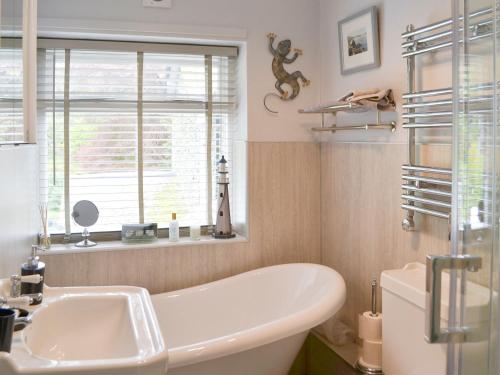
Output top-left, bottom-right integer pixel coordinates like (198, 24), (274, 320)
(121, 223), (158, 243)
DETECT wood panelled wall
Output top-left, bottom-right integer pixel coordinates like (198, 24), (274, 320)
(319, 142), (451, 338)
(41, 142), (321, 293)
(41, 140), (454, 341)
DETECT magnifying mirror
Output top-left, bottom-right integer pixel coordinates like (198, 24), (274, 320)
(71, 200), (99, 248)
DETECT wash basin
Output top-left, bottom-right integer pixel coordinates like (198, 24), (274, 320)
(0, 286), (168, 375)
(25, 294), (139, 361)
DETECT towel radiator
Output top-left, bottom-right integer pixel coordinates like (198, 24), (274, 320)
(400, 9), (492, 230)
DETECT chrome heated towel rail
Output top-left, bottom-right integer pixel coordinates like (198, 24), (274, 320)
(400, 8), (492, 230)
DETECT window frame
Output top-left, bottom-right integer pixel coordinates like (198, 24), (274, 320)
(33, 38), (238, 243)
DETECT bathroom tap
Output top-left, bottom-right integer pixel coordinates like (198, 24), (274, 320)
(0, 295), (39, 307)
(9, 274), (43, 305)
(11, 315), (32, 330)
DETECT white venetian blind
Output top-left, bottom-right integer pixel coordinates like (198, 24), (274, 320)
(36, 40), (238, 234)
(0, 46), (24, 143)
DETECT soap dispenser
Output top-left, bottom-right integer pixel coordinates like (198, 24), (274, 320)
(20, 246), (45, 304)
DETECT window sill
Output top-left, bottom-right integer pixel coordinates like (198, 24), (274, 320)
(39, 234), (248, 256)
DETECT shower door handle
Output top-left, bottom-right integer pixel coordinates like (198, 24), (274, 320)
(425, 254), (481, 344)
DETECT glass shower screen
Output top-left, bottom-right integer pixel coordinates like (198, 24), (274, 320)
(449, 0), (498, 374)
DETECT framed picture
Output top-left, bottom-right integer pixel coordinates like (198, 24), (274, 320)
(338, 6), (380, 75)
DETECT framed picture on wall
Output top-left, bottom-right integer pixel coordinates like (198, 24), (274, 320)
(338, 6), (380, 75)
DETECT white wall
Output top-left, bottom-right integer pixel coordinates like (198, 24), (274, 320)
(318, 0), (452, 144)
(28, 0), (464, 143)
(0, 146), (38, 278)
(32, 0), (322, 142)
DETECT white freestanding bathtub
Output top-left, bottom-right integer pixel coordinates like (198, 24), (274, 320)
(152, 263), (346, 375)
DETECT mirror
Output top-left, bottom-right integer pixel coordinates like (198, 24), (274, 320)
(0, 0), (24, 144)
(71, 200), (99, 247)
(0, 0), (37, 144)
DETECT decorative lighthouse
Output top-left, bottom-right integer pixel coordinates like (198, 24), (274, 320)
(214, 155), (235, 239)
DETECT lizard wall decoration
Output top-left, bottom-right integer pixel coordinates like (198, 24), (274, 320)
(264, 33), (310, 114)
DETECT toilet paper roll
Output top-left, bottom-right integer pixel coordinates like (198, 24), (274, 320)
(360, 339), (382, 369)
(358, 311), (382, 341)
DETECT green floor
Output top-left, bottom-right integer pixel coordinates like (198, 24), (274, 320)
(289, 333), (359, 375)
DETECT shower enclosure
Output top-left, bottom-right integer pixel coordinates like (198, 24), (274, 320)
(434, 0), (500, 373)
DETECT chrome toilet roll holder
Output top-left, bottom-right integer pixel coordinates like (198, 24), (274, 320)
(356, 278), (384, 375)
(356, 357), (384, 374)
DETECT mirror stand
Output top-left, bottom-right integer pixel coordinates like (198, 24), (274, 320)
(75, 228), (97, 248)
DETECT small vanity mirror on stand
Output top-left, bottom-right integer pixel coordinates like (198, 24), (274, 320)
(71, 200), (99, 248)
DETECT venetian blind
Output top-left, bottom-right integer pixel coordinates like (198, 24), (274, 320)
(0, 45), (23, 143)
(36, 39), (238, 234)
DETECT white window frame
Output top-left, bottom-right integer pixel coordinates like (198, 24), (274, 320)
(36, 38), (238, 241)
(23, 0), (38, 144)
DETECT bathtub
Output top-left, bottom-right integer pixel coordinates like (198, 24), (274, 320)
(152, 263), (346, 375)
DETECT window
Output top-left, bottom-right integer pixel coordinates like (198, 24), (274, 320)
(0, 43), (24, 143)
(0, 2), (38, 145)
(28, 39), (237, 236)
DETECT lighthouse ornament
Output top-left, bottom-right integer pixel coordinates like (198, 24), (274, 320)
(214, 155), (236, 239)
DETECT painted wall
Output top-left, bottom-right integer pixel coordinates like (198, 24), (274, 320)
(318, 0), (452, 144)
(0, 146), (39, 278)
(32, 0), (322, 142)
(317, 0), (454, 338)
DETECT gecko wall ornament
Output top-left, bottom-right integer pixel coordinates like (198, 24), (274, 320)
(264, 33), (310, 114)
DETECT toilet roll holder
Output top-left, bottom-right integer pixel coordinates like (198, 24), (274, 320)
(355, 278), (384, 375)
(355, 359), (384, 375)
(356, 360), (383, 375)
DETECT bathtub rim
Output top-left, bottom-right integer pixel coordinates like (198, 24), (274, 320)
(152, 263), (346, 368)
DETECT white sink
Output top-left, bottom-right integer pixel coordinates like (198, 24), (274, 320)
(0, 286), (168, 375)
(26, 295), (139, 361)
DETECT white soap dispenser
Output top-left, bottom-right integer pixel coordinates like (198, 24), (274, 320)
(169, 213), (179, 242)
